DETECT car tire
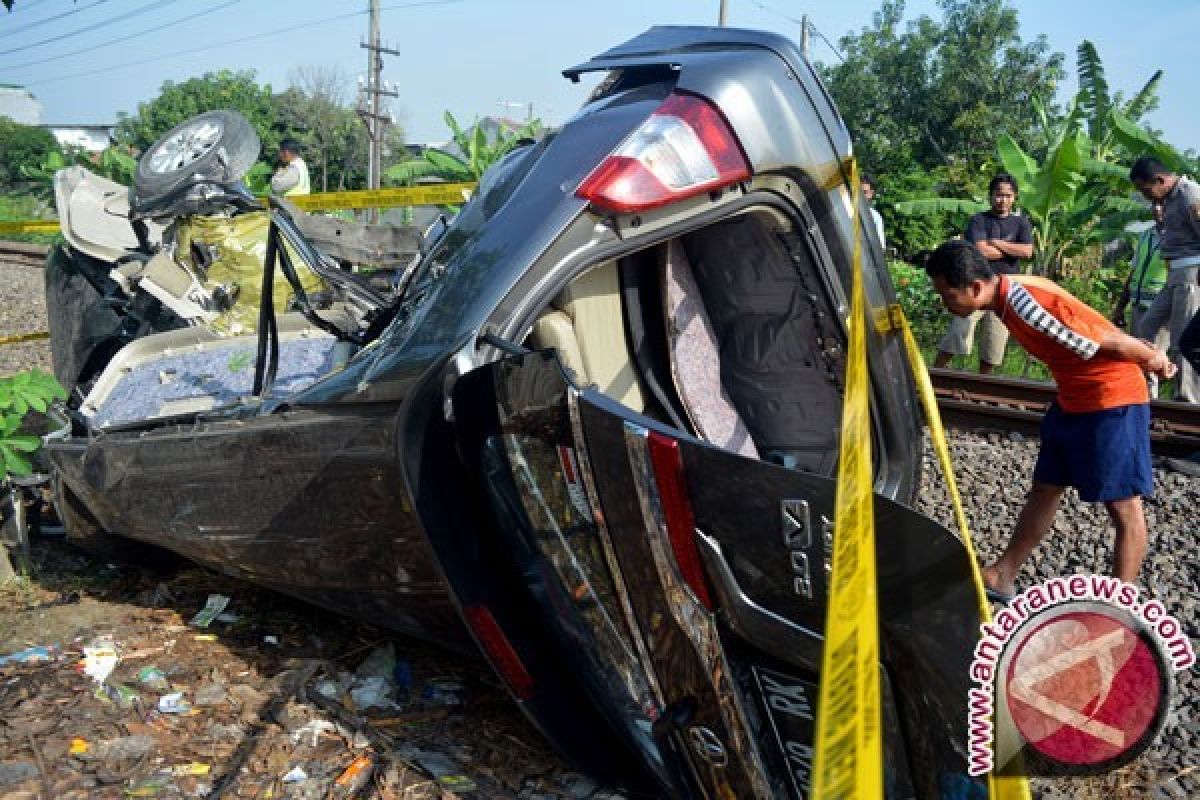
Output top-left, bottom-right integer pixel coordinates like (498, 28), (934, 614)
(133, 110), (260, 200)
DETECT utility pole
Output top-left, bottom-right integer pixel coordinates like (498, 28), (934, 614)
(718, 0), (728, 26)
(357, 0), (399, 219)
(800, 14), (810, 59)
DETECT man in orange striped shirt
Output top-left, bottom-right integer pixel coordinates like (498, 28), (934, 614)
(924, 241), (1176, 598)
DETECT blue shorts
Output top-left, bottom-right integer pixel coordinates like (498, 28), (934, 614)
(1033, 402), (1153, 502)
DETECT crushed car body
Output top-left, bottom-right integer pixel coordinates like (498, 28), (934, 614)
(43, 26), (991, 799)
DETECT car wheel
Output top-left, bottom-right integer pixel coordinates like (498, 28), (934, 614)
(133, 110), (260, 199)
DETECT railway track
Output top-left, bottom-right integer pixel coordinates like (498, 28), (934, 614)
(0, 240), (50, 267)
(930, 367), (1200, 457)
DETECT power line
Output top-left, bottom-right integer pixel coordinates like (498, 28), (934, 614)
(0, 0), (243, 71)
(0, 0), (182, 57)
(0, 0), (109, 39)
(748, 1), (845, 62)
(26, 0), (461, 88)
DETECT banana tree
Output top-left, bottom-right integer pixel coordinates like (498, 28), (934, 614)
(384, 110), (542, 185)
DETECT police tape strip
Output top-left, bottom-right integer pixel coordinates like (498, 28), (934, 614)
(0, 220), (61, 235)
(0, 331), (50, 346)
(891, 307), (1032, 800)
(285, 182), (476, 211)
(812, 159), (884, 800)
(0, 183), (481, 234)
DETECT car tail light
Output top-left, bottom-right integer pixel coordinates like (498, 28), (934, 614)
(646, 430), (715, 610)
(463, 604), (535, 700)
(576, 92), (751, 214)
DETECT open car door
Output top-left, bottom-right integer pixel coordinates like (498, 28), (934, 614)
(449, 349), (990, 798)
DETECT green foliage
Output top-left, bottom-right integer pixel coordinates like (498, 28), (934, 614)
(0, 370), (65, 477)
(0, 118), (61, 188)
(888, 260), (945, 347)
(384, 111), (542, 186)
(116, 69), (278, 157)
(820, 0), (1065, 175)
(21, 145), (137, 187)
(270, 85), (372, 192)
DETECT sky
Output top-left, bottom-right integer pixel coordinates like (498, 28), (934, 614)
(1, 0), (1197, 152)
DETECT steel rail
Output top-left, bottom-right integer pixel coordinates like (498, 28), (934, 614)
(929, 367), (1200, 457)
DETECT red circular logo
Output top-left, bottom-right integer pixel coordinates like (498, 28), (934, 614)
(1005, 605), (1168, 770)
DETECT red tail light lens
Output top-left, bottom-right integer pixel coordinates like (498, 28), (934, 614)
(576, 92), (751, 214)
(646, 431), (715, 610)
(463, 604), (535, 700)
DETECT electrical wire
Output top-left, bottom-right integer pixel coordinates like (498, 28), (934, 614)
(25, 0), (460, 87)
(0, 0), (243, 71)
(0, 0), (108, 38)
(0, 0), (181, 56)
(748, 0), (846, 62)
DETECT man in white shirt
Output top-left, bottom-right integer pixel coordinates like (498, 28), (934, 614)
(270, 138), (311, 197)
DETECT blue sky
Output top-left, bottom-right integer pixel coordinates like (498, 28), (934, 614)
(2, 0), (1197, 152)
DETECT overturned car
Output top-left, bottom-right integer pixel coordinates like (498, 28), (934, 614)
(44, 27), (989, 799)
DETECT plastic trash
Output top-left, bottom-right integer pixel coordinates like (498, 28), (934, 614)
(331, 754), (374, 797)
(438, 775), (477, 792)
(291, 719), (337, 748)
(90, 734), (155, 764)
(282, 765), (308, 783)
(158, 692), (192, 714)
(190, 594), (230, 628)
(136, 666), (170, 691)
(355, 643), (396, 678)
(0, 645), (56, 666)
(80, 638), (119, 684)
(94, 681), (139, 709)
(349, 674), (395, 710)
(166, 763), (211, 777)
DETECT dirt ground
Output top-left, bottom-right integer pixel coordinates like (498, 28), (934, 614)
(0, 534), (613, 800)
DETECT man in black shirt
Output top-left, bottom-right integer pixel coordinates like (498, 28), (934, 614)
(934, 173), (1034, 373)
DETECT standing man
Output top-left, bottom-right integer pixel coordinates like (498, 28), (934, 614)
(934, 174), (1033, 374)
(1111, 203), (1169, 394)
(270, 138), (311, 197)
(1129, 157), (1200, 402)
(861, 173), (886, 252)
(923, 240), (1175, 597)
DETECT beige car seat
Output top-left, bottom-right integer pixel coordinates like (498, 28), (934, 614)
(662, 240), (759, 458)
(529, 262), (646, 412)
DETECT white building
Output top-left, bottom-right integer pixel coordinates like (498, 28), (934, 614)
(45, 124), (115, 153)
(0, 85), (43, 125)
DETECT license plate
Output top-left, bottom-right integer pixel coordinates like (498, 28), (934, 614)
(752, 666), (818, 800)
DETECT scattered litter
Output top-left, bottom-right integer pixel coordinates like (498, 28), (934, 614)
(355, 643), (396, 678)
(282, 765), (308, 783)
(263, 634), (279, 645)
(158, 692), (192, 714)
(332, 754), (374, 796)
(69, 737), (89, 755)
(291, 719), (337, 748)
(192, 633), (217, 642)
(214, 612), (239, 624)
(90, 734), (155, 764)
(393, 659), (412, 701)
(80, 638), (119, 684)
(95, 681), (140, 709)
(349, 674), (396, 710)
(0, 645), (56, 666)
(124, 776), (170, 797)
(136, 665), (170, 691)
(189, 594), (230, 628)
(167, 763), (211, 777)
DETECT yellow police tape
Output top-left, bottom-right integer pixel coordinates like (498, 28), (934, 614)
(0, 220), (60, 235)
(813, 157), (1029, 799)
(285, 182), (476, 212)
(812, 159), (883, 799)
(0, 182), (480, 235)
(0, 331), (50, 346)
(891, 307), (1031, 800)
